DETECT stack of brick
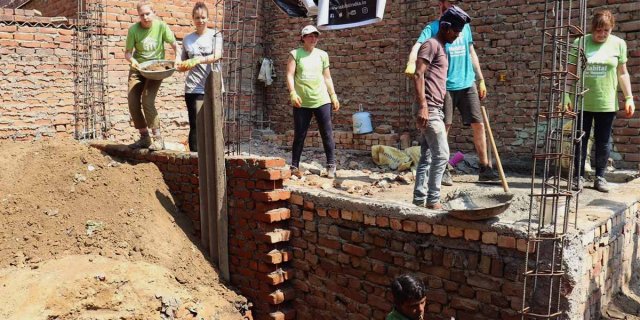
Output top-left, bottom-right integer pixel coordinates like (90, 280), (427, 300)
(263, 130), (400, 151)
(226, 157), (296, 320)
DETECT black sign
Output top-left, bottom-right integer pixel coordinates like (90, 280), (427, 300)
(327, 0), (376, 25)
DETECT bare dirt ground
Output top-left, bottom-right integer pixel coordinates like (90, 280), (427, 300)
(0, 139), (245, 320)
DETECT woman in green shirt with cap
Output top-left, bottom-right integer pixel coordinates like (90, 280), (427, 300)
(286, 25), (340, 178)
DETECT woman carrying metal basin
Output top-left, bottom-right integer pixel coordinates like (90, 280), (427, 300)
(125, 1), (181, 151)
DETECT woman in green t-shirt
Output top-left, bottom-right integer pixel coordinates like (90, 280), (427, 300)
(286, 25), (340, 178)
(567, 10), (635, 193)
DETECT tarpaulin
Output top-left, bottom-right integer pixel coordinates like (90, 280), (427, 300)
(272, 0), (308, 17)
(317, 0), (386, 30)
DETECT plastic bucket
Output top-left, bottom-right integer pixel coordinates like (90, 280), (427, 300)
(352, 111), (373, 134)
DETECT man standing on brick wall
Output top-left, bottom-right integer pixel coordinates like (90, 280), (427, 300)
(405, 0), (499, 184)
(125, 1), (181, 151)
(412, 6), (470, 209)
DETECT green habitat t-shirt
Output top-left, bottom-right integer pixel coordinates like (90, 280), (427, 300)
(126, 20), (176, 63)
(290, 47), (331, 108)
(386, 309), (411, 320)
(571, 34), (627, 112)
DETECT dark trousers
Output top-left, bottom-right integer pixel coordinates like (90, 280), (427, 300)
(574, 111), (616, 178)
(185, 93), (204, 152)
(292, 103), (335, 168)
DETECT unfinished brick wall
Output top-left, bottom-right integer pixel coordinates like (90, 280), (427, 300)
(87, 146), (640, 319)
(263, 0), (640, 168)
(286, 190), (640, 320)
(226, 157), (296, 320)
(287, 192), (529, 320)
(0, 9), (75, 140)
(21, 0), (76, 18)
(573, 204), (640, 319)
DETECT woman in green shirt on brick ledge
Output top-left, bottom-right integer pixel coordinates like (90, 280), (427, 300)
(565, 10), (636, 193)
(286, 25), (340, 179)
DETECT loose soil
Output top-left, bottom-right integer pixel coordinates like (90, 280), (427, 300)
(143, 62), (174, 71)
(0, 139), (245, 320)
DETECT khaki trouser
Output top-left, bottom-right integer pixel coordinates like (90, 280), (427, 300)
(128, 69), (163, 129)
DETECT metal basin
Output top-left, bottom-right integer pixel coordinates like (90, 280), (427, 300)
(137, 60), (175, 80)
(444, 192), (514, 221)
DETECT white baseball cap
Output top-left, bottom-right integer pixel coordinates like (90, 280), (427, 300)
(301, 25), (320, 36)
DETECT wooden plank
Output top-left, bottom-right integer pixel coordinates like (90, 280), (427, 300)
(211, 70), (229, 281)
(198, 73), (212, 254)
(204, 73), (219, 262)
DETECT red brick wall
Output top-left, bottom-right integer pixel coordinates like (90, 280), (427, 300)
(22, 0), (77, 18)
(226, 157), (296, 320)
(263, 0), (640, 168)
(87, 147), (640, 319)
(578, 204), (640, 319)
(0, 9), (75, 140)
(287, 192), (529, 320)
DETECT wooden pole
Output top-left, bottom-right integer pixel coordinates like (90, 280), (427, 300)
(199, 73), (212, 255)
(211, 70), (229, 281)
(198, 71), (229, 281)
(481, 106), (510, 193)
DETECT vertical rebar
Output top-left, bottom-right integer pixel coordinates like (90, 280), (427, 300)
(217, 0), (262, 156)
(522, 0), (588, 319)
(74, 0), (107, 140)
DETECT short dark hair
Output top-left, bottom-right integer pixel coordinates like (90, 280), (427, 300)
(391, 274), (426, 305)
(192, 1), (208, 17)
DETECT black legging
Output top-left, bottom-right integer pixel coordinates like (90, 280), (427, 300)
(291, 103), (335, 168)
(574, 111), (616, 178)
(185, 93), (204, 152)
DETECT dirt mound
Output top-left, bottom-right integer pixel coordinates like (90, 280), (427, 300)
(0, 139), (245, 319)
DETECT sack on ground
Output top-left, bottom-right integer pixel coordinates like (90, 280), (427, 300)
(371, 145), (412, 171)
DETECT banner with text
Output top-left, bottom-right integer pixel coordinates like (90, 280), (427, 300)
(317, 0), (386, 30)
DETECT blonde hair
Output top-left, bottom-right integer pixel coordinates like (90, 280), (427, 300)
(137, 1), (153, 12)
(591, 10), (615, 31)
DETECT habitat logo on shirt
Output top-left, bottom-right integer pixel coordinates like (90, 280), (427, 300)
(585, 64), (608, 78)
(141, 38), (157, 52)
(448, 37), (466, 58)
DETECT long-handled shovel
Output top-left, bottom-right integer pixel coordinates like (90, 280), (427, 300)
(481, 106), (509, 193)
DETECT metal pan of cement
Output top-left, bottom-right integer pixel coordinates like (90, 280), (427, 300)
(137, 60), (176, 80)
(444, 191), (514, 221)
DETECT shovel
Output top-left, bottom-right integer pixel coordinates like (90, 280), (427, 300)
(481, 106), (509, 193)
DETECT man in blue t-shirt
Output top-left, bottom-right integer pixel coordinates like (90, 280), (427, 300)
(405, 0), (498, 183)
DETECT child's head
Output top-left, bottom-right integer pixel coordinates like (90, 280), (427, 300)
(391, 274), (427, 320)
